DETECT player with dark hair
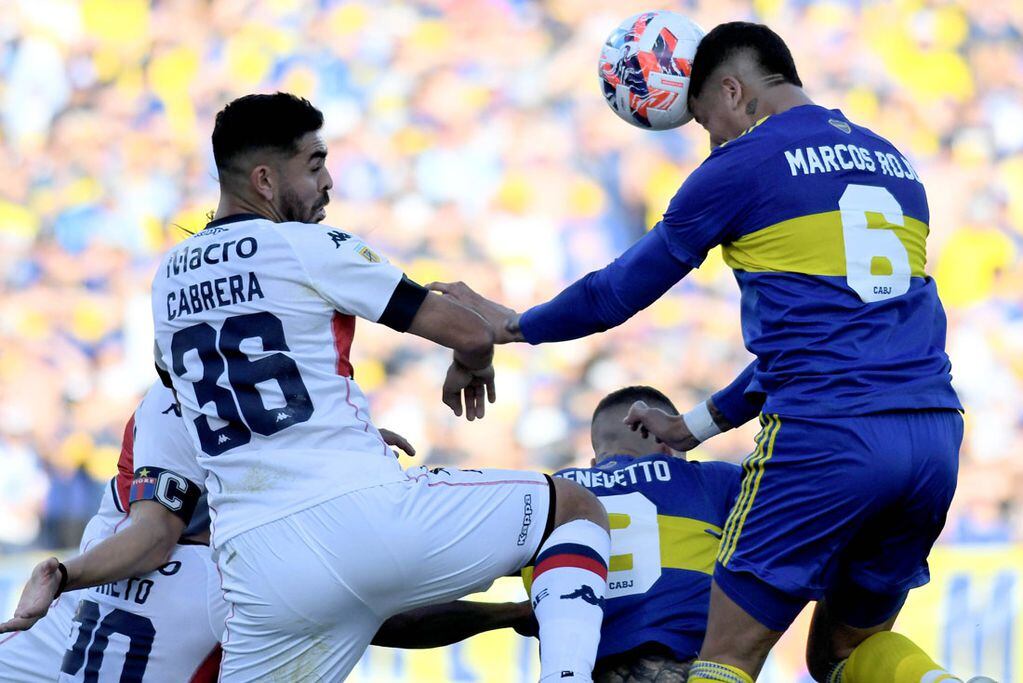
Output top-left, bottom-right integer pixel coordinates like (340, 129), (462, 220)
(367, 384), (742, 683)
(537, 385), (740, 682)
(430, 21), (993, 683)
(150, 92), (611, 682)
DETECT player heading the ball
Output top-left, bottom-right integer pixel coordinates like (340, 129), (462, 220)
(432, 19), (995, 683)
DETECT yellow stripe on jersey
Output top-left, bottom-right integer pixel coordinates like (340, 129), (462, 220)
(608, 512), (634, 572)
(522, 511), (728, 593)
(721, 115), (772, 147)
(608, 512), (723, 575)
(721, 211), (927, 278)
(659, 515), (723, 575)
(718, 414), (782, 567)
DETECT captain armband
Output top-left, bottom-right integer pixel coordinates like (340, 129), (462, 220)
(128, 466), (202, 525)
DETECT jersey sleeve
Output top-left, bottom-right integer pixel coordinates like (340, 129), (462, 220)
(710, 360), (765, 429)
(659, 150), (757, 268)
(129, 382), (205, 524)
(278, 224), (428, 331)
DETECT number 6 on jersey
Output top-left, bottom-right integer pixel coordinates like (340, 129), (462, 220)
(839, 184), (911, 303)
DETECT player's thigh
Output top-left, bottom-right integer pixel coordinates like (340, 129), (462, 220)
(0, 594), (77, 683)
(837, 410), (961, 600)
(216, 512), (386, 682)
(218, 599), (379, 683)
(713, 413), (911, 633)
(380, 466), (552, 611)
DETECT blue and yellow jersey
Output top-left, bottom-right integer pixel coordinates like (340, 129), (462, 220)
(525, 454), (741, 663)
(661, 104), (962, 416)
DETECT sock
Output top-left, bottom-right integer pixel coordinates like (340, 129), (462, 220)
(688, 659), (755, 683)
(530, 519), (610, 682)
(829, 632), (962, 683)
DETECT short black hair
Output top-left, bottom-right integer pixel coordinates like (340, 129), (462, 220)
(688, 22), (802, 101)
(212, 92), (324, 173)
(593, 385), (679, 422)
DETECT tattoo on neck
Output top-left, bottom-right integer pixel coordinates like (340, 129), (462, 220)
(745, 98), (758, 116)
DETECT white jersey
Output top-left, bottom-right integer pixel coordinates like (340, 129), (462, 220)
(150, 215), (424, 545)
(0, 382), (226, 682)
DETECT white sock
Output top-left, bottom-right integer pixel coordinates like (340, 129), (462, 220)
(530, 519), (611, 682)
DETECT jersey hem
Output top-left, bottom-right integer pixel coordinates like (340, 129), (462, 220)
(209, 465), (406, 547)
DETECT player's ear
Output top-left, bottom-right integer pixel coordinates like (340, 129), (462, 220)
(250, 164), (275, 202)
(721, 75), (742, 111)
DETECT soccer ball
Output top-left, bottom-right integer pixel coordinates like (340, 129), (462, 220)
(598, 11), (705, 130)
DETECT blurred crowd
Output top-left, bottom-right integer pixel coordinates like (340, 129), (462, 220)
(1, 0), (1021, 551)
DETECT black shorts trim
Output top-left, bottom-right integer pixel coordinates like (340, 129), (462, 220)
(528, 473), (558, 564)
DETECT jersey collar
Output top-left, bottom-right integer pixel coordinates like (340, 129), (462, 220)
(204, 213), (265, 229)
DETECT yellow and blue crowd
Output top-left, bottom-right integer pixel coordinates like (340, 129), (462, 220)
(0, 0), (1021, 565)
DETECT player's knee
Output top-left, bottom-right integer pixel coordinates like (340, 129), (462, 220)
(551, 478), (609, 532)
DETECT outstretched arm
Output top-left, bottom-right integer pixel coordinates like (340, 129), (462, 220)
(372, 600), (536, 649)
(516, 225), (691, 344)
(0, 501), (183, 633)
(431, 226), (691, 345)
(624, 360), (764, 450)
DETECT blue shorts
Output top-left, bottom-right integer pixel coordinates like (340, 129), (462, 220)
(714, 410), (962, 631)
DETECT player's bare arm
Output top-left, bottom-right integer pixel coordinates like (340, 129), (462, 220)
(0, 500), (183, 634)
(623, 397), (735, 452)
(426, 281), (525, 344)
(372, 600), (535, 649)
(405, 290), (498, 420)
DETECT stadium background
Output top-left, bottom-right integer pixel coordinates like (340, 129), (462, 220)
(0, 0), (1020, 679)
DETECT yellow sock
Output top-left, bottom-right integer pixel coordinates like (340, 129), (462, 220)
(834, 632), (962, 683)
(688, 659), (755, 683)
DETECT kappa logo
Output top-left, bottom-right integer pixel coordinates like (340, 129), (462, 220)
(161, 402), (182, 417)
(517, 494), (533, 546)
(327, 230), (351, 248)
(560, 585), (605, 609)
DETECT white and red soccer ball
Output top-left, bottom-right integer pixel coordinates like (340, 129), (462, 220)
(599, 11), (705, 130)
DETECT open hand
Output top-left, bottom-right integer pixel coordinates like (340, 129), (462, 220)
(427, 282), (523, 344)
(0, 557), (62, 634)
(379, 428), (416, 458)
(623, 400), (697, 451)
(442, 361), (496, 421)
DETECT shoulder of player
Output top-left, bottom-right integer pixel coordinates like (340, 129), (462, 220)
(687, 124), (777, 187)
(270, 221), (379, 256)
(678, 458), (741, 484)
(136, 381), (179, 422)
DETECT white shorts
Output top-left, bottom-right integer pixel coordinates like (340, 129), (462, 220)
(217, 466), (553, 682)
(0, 593), (78, 682)
(57, 542), (227, 683)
